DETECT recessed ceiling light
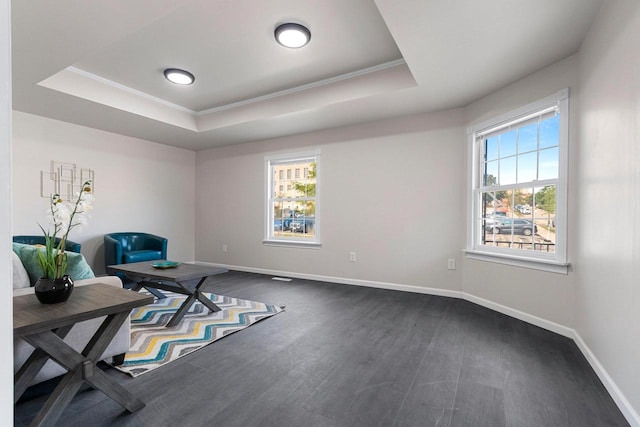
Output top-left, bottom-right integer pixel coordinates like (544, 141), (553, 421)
(163, 68), (195, 85)
(274, 23), (311, 49)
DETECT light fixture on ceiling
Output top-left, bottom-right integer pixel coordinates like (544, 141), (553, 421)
(274, 23), (311, 49)
(163, 68), (195, 85)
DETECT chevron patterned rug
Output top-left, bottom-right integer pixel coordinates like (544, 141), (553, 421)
(114, 291), (284, 377)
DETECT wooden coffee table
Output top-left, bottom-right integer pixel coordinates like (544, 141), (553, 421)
(108, 261), (229, 327)
(14, 283), (154, 427)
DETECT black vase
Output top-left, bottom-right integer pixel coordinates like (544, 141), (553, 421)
(34, 275), (74, 304)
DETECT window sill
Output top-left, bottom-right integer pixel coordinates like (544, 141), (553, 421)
(263, 239), (321, 249)
(464, 250), (569, 274)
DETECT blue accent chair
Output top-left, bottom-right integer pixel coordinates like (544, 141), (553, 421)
(13, 235), (82, 253)
(104, 232), (168, 279)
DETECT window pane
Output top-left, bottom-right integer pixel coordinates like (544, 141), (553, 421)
(502, 189), (514, 216)
(499, 156), (516, 185)
(273, 202), (284, 232)
(481, 189), (510, 217)
(298, 179), (311, 198)
(500, 130), (517, 157)
(481, 191), (495, 216)
(539, 114), (559, 149)
(514, 188), (534, 218)
(478, 186), (557, 253)
(289, 201), (316, 237)
(484, 160), (498, 186)
(517, 152), (537, 183)
(534, 185), (556, 217)
(485, 136), (499, 161)
(538, 147), (559, 180)
(532, 185), (556, 253)
(518, 122), (538, 153)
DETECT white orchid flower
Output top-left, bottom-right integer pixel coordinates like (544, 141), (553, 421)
(38, 180), (94, 279)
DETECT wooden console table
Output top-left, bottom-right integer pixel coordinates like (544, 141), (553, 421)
(14, 284), (153, 427)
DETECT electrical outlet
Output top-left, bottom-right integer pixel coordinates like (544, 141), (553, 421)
(222, 244), (228, 253)
(447, 259), (456, 270)
(349, 252), (357, 262)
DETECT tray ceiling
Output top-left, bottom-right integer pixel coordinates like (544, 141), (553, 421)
(12, 0), (603, 150)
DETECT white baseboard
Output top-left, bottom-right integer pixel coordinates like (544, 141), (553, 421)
(572, 333), (640, 427)
(462, 293), (639, 427)
(201, 262), (639, 426)
(462, 292), (575, 338)
(199, 261), (463, 299)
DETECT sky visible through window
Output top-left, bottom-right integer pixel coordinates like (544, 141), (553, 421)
(484, 114), (559, 186)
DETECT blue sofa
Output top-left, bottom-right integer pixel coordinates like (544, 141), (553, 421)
(13, 235), (81, 253)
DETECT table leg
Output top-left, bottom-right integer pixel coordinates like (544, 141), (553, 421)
(14, 324), (74, 403)
(131, 279), (166, 299)
(142, 285), (166, 299)
(192, 276), (222, 313)
(29, 367), (84, 427)
(83, 367), (145, 412)
(164, 277), (221, 328)
(21, 312), (145, 427)
(165, 293), (197, 328)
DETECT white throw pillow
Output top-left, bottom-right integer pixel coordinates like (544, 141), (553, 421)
(12, 251), (31, 289)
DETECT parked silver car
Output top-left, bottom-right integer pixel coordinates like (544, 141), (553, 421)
(490, 218), (537, 236)
(483, 213), (507, 228)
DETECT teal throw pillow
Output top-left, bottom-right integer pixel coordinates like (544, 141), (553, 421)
(12, 242), (95, 285)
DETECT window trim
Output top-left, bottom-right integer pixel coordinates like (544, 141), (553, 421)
(264, 149), (321, 247)
(465, 89), (569, 273)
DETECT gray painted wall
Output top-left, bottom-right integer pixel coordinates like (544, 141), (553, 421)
(11, 112), (197, 274)
(195, 108), (465, 293)
(577, 0), (640, 420)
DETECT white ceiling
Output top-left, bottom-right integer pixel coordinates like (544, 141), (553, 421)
(12, 0), (603, 151)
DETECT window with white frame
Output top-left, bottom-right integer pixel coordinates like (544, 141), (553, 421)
(265, 150), (320, 246)
(466, 89), (569, 273)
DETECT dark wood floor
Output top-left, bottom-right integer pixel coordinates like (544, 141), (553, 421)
(15, 271), (629, 427)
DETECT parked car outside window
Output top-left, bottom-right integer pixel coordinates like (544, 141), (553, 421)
(490, 218), (537, 236)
